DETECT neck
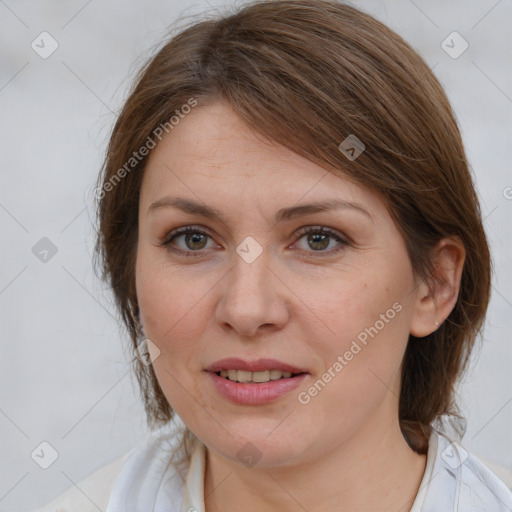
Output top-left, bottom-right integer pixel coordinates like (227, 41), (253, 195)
(204, 403), (427, 512)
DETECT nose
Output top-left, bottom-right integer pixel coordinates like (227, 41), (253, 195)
(215, 248), (290, 338)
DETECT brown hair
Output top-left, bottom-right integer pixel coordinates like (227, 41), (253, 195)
(94, 0), (491, 456)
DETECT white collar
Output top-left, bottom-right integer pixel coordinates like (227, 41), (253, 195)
(106, 426), (512, 511)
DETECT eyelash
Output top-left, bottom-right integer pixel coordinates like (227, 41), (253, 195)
(158, 225), (350, 258)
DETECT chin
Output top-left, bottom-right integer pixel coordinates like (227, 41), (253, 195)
(201, 424), (314, 469)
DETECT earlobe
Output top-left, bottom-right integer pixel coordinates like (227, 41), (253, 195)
(409, 237), (465, 338)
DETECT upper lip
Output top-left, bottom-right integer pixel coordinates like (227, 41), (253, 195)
(205, 358), (309, 374)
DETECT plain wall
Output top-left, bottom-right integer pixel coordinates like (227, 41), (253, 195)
(0, 0), (511, 510)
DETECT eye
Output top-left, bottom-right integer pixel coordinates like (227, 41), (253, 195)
(293, 226), (349, 256)
(159, 225), (350, 258)
(159, 226), (216, 257)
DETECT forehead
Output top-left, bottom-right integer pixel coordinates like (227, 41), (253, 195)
(140, 101), (384, 216)
(147, 102), (322, 179)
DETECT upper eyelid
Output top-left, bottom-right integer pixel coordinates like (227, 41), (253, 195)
(162, 224), (349, 248)
(164, 224), (345, 238)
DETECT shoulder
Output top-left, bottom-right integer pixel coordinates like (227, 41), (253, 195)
(460, 450), (512, 510)
(24, 426), (189, 512)
(431, 430), (512, 511)
(477, 458), (512, 492)
(26, 452), (133, 512)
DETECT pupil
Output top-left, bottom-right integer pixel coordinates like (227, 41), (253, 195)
(309, 233), (328, 250)
(186, 233), (207, 250)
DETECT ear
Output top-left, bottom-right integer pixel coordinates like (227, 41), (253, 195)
(409, 236), (466, 338)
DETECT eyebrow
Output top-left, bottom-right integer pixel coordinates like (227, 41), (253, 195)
(147, 196), (373, 223)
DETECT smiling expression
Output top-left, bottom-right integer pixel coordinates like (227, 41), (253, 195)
(135, 100), (425, 467)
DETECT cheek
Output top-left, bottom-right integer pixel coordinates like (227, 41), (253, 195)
(310, 274), (405, 343)
(306, 270), (411, 393)
(136, 257), (208, 417)
(135, 250), (207, 363)
(297, 288), (409, 442)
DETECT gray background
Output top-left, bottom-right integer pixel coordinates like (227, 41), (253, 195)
(1, 0), (511, 510)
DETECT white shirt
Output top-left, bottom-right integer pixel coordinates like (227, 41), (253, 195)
(28, 425), (512, 512)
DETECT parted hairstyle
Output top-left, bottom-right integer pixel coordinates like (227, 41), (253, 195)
(94, 0), (491, 457)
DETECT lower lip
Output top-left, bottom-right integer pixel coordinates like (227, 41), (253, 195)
(206, 371), (308, 405)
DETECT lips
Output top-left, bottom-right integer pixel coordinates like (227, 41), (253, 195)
(204, 358), (309, 405)
(206, 370), (308, 405)
(204, 357), (309, 374)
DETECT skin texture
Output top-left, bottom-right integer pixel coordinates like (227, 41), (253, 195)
(135, 101), (465, 511)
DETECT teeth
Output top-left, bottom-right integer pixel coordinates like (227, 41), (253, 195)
(237, 370), (252, 383)
(253, 370), (270, 383)
(218, 369), (294, 383)
(270, 369), (288, 380)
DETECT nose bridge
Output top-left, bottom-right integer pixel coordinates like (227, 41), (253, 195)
(216, 238), (287, 335)
(229, 239), (272, 305)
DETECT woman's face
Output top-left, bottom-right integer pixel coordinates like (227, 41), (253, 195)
(136, 101), (425, 468)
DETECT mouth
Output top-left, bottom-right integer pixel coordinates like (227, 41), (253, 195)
(206, 367), (309, 405)
(213, 369), (307, 383)
(204, 358), (309, 404)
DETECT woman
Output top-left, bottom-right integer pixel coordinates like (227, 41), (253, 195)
(29, 0), (512, 510)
